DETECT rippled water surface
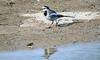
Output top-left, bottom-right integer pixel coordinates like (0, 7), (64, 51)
(0, 42), (100, 60)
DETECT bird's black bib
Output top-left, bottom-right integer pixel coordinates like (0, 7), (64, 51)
(44, 11), (47, 16)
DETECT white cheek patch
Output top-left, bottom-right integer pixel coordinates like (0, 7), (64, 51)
(42, 9), (47, 12)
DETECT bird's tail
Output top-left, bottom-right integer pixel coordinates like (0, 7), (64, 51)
(64, 16), (75, 18)
(57, 14), (75, 18)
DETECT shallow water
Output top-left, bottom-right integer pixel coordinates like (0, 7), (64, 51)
(0, 42), (100, 60)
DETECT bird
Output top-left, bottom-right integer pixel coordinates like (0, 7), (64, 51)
(42, 6), (75, 28)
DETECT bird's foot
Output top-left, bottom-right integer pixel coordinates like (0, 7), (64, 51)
(56, 25), (58, 27)
(45, 26), (52, 29)
(55, 22), (59, 27)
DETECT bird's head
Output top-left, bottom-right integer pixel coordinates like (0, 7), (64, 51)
(42, 6), (50, 12)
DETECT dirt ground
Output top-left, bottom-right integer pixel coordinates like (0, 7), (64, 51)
(0, 0), (100, 52)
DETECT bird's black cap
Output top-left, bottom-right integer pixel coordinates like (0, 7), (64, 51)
(43, 6), (50, 9)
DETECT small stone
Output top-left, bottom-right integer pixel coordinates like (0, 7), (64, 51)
(27, 42), (34, 48)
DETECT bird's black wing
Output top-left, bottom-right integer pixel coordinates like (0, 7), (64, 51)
(49, 13), (58, 18)
(57, 14), (75, 18)
(50, 14), (66, 18)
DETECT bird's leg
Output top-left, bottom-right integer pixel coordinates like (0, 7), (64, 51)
(51, 21), (54, 25)
(46, 21), (54, 29)
(55, 20), (59, 27)
(49, 21), (54, 28)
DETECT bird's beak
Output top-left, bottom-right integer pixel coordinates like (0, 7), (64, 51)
(41, 7), (44, 10)
(41, 8), (44, 12)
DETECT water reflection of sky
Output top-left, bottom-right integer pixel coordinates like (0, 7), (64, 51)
(0, 42), (100, 60)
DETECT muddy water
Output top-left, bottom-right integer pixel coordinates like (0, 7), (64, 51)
(0, 42), (100, 60)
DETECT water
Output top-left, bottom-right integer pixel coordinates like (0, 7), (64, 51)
(0, 42), (100, 60)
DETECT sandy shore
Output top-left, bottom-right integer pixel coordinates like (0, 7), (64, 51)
(0, 0), (100, 52)
(0, 19), (100, 51)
